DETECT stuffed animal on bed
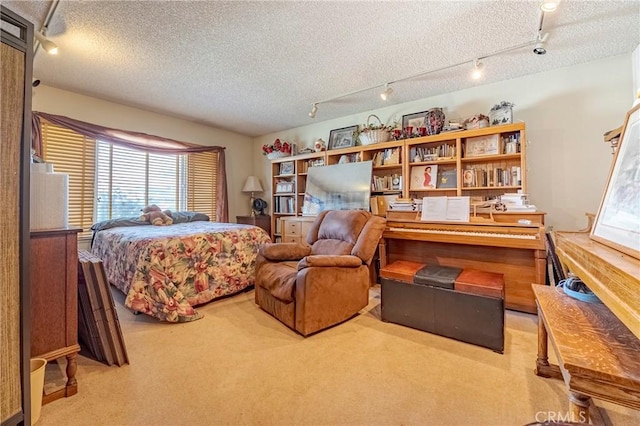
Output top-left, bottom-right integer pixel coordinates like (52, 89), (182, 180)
(140, 204), (173, 226)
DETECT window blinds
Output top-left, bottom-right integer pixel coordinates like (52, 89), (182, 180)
(41, 121), (218, 238)
(41, 122), (95, 237)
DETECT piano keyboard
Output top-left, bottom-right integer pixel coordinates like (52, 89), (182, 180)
(387, 226), (537, 240)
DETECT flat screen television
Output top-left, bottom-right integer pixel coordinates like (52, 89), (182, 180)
(301, 161), (372, 216)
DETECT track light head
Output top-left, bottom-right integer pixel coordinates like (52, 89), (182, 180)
(308, 103), (318, 119)
(34, 32), (58, 54)
(533, 32), (549, 55)
(380, 83), (393, 101)
(540, 0), (559, 13)
(471, 59), (484, 80)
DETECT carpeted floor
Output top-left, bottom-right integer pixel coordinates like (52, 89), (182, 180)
(37, 286), (640, 426)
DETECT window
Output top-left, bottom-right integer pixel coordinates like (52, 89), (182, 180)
(95, 141), (187, 222)
(40, 122), (218, 237)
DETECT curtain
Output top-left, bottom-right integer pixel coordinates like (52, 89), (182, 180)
(32, 112), (228, 222)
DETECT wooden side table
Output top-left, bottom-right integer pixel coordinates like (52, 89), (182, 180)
(236, 215), (271, 236)
(30, 227), (82, 404)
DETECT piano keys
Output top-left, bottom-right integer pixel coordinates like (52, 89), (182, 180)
(380, 218), (547, 313)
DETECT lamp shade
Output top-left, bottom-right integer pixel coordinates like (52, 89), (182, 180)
(242, 176), (263, 193)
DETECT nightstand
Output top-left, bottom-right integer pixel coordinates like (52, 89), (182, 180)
(236, 215), (271, 236)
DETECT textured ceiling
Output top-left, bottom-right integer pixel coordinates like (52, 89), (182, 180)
(3, 1), (640, 137)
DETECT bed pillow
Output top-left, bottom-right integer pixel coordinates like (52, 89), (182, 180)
(170, 211), (210, 223)
(91, 217), (148, 232)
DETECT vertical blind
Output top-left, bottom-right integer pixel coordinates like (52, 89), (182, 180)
(41, 122), (218, 237)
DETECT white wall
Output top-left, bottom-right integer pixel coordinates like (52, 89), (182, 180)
(32, 85), (254, 221)
(253, 54), (634, 231)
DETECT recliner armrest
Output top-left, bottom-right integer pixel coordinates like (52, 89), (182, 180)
(260, 243), (311, 261)
(297, 255), (363, 270)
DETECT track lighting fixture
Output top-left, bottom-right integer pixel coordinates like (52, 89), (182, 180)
(308, 103), (318, 119)
(540, 0), (559, 13)
(471, 59), (484, 80)
(380, 83), (393, 101)
(34, 32), (58, 55)
(533, 32), (548, 55)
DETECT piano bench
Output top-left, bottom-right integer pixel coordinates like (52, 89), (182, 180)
(380, 261), (505, 353)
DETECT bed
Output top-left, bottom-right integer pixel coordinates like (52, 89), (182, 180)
(91, 219), (271, 322)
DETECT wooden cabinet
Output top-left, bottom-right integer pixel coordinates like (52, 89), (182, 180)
(270, 152), (324, 241)
(30, 228), (81, 405)
(281, 216), (315, 244)
(236, 215), (271, 236)
(1, 7), (33, 425)
(268, 124), (528, 229)
(404, 122), (526, 200)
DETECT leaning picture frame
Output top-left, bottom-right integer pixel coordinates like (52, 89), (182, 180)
(402, 110), (428, 132)
(328, 125), (358, 150)
(590, 103), (640, 260)
(279, 161), (294, 175)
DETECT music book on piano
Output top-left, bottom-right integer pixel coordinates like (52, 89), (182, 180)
(420, 196), (470, 222)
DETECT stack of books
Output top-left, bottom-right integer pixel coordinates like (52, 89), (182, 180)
(388, 198), (418, 211)
(501, 193), (537, 212)
(78, 250), (129, 366)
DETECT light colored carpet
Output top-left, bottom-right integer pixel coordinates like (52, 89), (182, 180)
(37, 286), (640, 426)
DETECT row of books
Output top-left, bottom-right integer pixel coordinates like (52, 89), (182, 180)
(274, 196), (295, 213)
(372, 148), (400, 166)
(409, 144), (456, 162)
(78, 250), (129, 366)
(372, 174), (402, 192)
(462, 165), (521, 187)
(501, 134), (521, 154)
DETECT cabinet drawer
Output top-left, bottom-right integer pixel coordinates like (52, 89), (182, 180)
(284, 220), (301, 236)
(283, 235), (300, 244)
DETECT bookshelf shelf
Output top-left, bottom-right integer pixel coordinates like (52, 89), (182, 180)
(267, 123), (527, 238)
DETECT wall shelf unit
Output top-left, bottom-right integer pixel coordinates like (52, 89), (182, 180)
(267, 123), (527, 240)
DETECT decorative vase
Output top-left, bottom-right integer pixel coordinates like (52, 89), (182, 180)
(425, 108), (446, 135)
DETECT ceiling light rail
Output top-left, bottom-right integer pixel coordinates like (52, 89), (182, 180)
(306, 2), (556, 119)
(307, 38), (540, 119)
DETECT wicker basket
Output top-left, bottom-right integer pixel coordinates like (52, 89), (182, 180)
(359, 115), (391, 145)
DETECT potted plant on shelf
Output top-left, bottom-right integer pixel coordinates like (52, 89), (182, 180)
(262, 139), (292, 159)
(357, 114), (397, 146)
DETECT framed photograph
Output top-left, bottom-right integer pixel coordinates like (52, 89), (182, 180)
(402, 110), (428, 131)
(591, 103), (640, 259)
(410, 165), (438, 190)
(464, 134), (500, 158)
(279, 161), (294, 175)
(328, 125), (358, 150)
(275, 181), (294, 193)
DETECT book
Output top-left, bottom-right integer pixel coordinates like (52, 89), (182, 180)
(410, 165), (438, 190)
(436, 169), (457, 189)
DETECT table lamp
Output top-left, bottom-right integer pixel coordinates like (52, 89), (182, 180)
(242, 176), (263, 216)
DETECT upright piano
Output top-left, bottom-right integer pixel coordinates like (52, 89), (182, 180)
(379, 212), (547, 313)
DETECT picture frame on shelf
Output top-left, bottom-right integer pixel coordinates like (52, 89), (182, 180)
(275, 181), (294, 193)
(591, 103), (640, 259)
(409, 165), (438, 190)
(279, 161), (294, 175)
(328, 125), (358, 150)
(436, 168), (457, 189)
(464, 134), (500, 158)
(402, 110), (428, 133)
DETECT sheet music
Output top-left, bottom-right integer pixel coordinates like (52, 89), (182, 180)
(421, 196), (470, 222)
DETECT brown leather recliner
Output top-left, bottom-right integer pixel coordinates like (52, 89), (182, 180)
(255, 210), (386, 336)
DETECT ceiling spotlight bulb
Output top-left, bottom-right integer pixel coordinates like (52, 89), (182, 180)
(540, 0), (559, 12)
(34, 32), (58, 54)
(380, 83), (393, 101)
(471, 59), (484, 80)
(533, 32), (549, 55)
(308, 103), (318, 119)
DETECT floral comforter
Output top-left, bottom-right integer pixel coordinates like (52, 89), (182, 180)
(92, 222), (271, 322)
